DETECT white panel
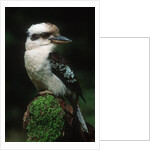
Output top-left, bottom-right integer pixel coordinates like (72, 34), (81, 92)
(100, 141), (150, 150)
(1, 0), (100, 150)
(100, 38), (149, 140)
(100, 0), (150, 37)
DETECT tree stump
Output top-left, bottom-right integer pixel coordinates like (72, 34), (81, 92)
(23, 93), (95, 142)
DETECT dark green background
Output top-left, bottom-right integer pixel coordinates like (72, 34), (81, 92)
(5, 7), (95, 141)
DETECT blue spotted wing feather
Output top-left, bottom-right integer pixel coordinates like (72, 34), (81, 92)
(49, 52), (86, 102)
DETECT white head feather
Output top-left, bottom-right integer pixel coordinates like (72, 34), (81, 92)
(27, 23), (51, 35)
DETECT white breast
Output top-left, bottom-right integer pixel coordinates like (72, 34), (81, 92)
(24, 46), (67, 96)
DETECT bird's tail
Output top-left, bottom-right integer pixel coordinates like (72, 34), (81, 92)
(76, 104), (88, 133)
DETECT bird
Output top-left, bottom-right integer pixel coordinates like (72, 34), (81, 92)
(24, 22), (88, 133)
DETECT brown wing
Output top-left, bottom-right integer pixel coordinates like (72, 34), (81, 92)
(48, 52), (86, 102)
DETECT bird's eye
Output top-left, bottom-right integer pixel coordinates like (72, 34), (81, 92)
(30, 34), (39, 41)
(30, 33), (50, 41)
(41, 32), (51, 38)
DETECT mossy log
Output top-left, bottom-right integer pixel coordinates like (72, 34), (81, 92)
(23, 93), (95, 142)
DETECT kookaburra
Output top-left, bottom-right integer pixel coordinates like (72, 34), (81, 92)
(24, 22), (88, 133)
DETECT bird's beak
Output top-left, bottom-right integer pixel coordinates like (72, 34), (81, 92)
(49, 35), (72, 44)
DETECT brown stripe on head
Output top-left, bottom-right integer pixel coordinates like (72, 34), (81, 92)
(46, 22), (60, 36)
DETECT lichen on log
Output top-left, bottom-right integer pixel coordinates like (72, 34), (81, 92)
(23, 94), (65, 142)
(23, 93), (95, 142)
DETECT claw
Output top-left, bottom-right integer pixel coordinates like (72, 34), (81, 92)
(38, 90), (54, 96)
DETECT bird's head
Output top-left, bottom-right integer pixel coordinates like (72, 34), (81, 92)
(25, 22), (72, 51)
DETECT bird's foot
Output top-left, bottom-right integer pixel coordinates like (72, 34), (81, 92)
(38, 90), (54, 96)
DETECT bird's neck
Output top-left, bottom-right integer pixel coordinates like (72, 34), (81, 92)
(40, 44), (56, 53)
(25, 44), (57, 62)
(26, 42), (56, 51)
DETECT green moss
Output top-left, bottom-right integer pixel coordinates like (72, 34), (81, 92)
(26, 94), (65, 142)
